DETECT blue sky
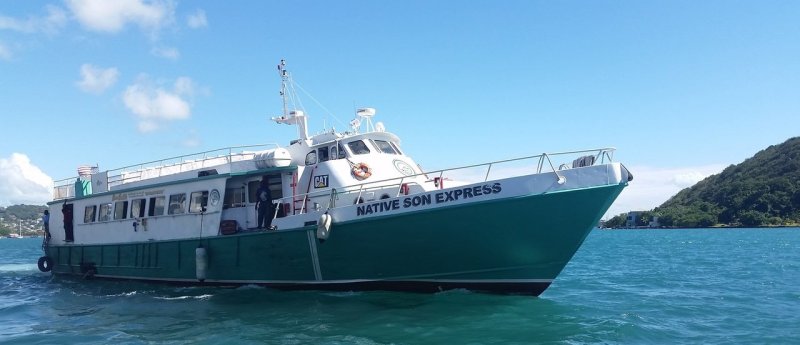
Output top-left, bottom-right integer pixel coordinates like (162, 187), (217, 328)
(1, 1), (798, 217)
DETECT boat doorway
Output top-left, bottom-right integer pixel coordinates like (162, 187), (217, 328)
(62, 203), (74, 242)
(245, 174), (283, 229)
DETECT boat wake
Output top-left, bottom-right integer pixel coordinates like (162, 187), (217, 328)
(0, 263), (38, 272)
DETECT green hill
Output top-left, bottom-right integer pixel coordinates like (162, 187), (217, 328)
(653, 137), (800, 227)
(0, 204), (47, 220)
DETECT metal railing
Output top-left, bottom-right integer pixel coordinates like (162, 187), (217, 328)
(272, 147), (616, 215)
(52, 144), (281, 200)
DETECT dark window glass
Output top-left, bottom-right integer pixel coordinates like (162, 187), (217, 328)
(148, 196), (165, 216)
(347, 140), (370, 155)
(114, 201), (129, 220)
(189, 191), (209, 213)
(373, 140), (398, 154)
(318, 147), (329, 162)
(99, 203), (112, 221)
(131, 199), (146, 218)
(84, 205), (96, 223)
(168, 194), (186, 215)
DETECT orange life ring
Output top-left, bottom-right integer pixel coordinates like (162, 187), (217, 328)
(352, 162), (372, 180)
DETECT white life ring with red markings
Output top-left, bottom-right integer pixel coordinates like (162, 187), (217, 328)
(352, 162), (372, 180)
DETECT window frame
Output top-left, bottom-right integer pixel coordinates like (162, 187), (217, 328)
(130, 198), (146, 218)
(168, 193), (187, 215)
(98, 203), (112, 222)
(347, 140), (371, 155)
(84, 205), (96, 223)
(114, 201), (129, 220)
(305, 150), (317, 165)
(189, 191), (209, 213)
(148, 196), (165, 216)
(318, 146), (329, 162)
(372, 139), (399, 154)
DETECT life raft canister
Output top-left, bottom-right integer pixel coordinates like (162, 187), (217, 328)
(352, 162), (372, 180)
(37, 256), (53, 272)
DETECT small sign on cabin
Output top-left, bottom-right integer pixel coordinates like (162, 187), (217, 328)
(314, 175), (329, 188)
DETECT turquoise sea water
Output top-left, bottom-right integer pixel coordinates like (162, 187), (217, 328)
(1, 229), (798, 344)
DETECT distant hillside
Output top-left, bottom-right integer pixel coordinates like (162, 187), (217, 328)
(653, 137), (800, 227)
(0, 204), (47, 236)
(0, 204), (47, 220)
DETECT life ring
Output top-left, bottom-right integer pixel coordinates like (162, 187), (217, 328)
(37, 256), (53, 272)
(352, 162), (372, 180)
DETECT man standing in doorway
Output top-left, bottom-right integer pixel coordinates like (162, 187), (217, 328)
(255, 178), (274, 229)
(62, 202), (74, 242)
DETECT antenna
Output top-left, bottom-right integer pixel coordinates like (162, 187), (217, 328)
(278, 59), (289, 118)
(272, 60), (310, 140)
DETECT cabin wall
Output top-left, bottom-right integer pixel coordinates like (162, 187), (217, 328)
(48, 177), (228, 245)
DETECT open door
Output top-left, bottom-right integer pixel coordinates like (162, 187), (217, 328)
(62, 203), (74, 242)
(245, 174), (283, 229)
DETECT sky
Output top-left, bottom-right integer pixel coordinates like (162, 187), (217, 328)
(1, 1), (798, 218)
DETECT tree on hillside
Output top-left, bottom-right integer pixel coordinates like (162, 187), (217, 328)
(654, 137), (800, 227)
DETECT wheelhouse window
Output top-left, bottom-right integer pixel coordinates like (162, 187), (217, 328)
(131, 198), (146, 218)
(348, 140), (370, 155)
(114, 201), (128, 220)
(390, 142), (403, 155)
(148, 196), (165, 216)
(337, 143), (346, 158)
(84, 205), (96, 223)
(329, 143), (346, 160)
(189, 191), (209, 213)
(305, 150), (317, 165)
(98, 203), (112, 222)
(372, 140), (399, 154)
(318, 146), (329, 162)
(168, 194), (186, 215)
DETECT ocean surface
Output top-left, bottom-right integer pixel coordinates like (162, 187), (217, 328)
(1, 229), (798, 344)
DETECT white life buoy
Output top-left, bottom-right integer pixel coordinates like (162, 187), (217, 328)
(317, 213), (332, 241)
(352, 162), (372, 180)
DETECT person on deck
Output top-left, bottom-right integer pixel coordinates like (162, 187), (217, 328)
(255, 178), (274, 229)
(62, 202), (74, 242)
(42, 210), (50, 240)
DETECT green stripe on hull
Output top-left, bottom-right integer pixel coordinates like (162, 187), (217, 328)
(46, 184), (624, 294)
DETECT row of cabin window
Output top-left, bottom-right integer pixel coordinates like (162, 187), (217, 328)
(305, 139), (402, 165)
(83, 191), (209, 223)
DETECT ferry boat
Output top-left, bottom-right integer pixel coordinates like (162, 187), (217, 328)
(37, 61), (632, 295)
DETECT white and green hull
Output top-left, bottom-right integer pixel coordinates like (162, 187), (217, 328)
(45, 167), (626, 295)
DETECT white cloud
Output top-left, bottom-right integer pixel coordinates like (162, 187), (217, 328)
(123, 75), (194, 132)
(0, 153), (53, 206)
(0, 5), (67, 34)
(76, 63), (119, 94)
(66, 0), (173, 35)
(604, 164), (727, 218)
(151, 46), (180, 60)
(186, 9), (207, 29)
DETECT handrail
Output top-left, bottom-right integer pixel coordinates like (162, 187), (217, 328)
(52, 144), (282, 200)
(270, 147), (617, 215)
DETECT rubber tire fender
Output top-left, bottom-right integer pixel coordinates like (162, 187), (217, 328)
(37, 256), (53, 272)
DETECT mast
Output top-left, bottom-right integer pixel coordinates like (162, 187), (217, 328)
(272, 60), (310, 140)
(279, 59), (289, 118)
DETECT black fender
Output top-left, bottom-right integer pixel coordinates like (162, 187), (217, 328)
(37, 256), (53, 272)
